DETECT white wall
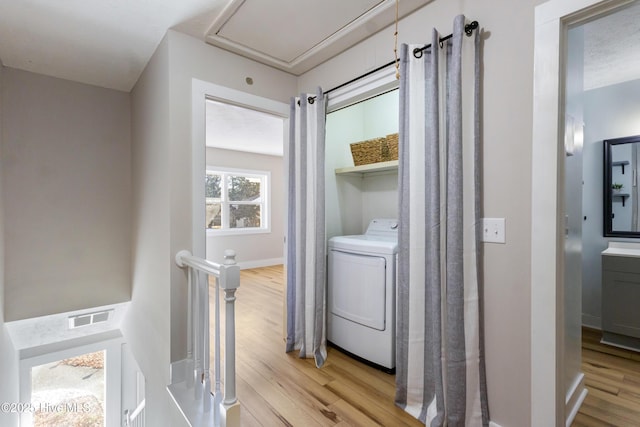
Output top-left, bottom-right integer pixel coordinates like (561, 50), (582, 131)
(1, 68), (132, 321)
(300, 2), (542, 425)
(165, 30), (297, 362)
(126, 29), (296, 425)
(205, 147), (285, 267)
(125, 35), (185, 427)
(0, 61), (20, 427)
(325, 89), (399, 238)
(581, 78), (640, 328)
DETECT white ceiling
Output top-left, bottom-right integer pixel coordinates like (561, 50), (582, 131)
(582, 1), (640, 91)
(0, 0), (222, 92)
(1, 1), (637, 106)
(0, 0), (432, 92)
(206, 99), (284, 156)
(204, 0), (432, 75)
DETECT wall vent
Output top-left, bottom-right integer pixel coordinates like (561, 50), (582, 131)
(68, 310), (113, 329)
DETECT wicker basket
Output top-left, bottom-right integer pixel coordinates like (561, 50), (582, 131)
(386, 133), (399, 160)
(350, 133), (399, 166)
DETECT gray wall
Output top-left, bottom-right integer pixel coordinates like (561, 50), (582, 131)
(205, 147), (285, 267)
(299, 1), (543, 425)
(582, 78), (640, 328)
(165, 29), (296, 362)
(0, 61), (20, 427)
(564, 24), (585, 407)
(1, 68), (132, 321)
(126, 34), (181, 426)
(125, 29), (296, 425)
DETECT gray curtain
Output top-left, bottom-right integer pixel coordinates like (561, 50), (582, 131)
(285, 88), (327, 368)
(395, 15), (489, 426)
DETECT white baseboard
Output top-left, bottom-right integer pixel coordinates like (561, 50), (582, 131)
(565, 373), (587, 427)
(170, 359), (187, 384)
(489, 421), (503, 427)
(237, 257), (283, 270)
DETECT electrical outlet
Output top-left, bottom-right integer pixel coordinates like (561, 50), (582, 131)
(482, 218), (506, 244)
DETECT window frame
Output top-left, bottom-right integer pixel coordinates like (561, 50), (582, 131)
(205, 166), (271, 236)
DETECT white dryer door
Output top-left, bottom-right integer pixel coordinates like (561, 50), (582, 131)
(328, 249), (386, 331)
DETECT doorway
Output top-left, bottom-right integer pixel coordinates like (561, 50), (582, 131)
(190, 80), (289, 264)
(532, 0), (639, 425)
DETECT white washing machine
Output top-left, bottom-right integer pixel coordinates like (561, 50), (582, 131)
(327, 218), (398, 372)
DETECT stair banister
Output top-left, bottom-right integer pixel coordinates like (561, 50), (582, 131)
(174, 249), (241, 427)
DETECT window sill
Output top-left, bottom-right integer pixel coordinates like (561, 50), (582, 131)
(206, 228), (271, 237)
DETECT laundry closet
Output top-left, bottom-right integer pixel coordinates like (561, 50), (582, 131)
(324, 88), (399, 371)
(325, 89), (399, 240)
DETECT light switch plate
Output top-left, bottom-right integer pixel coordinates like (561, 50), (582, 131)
(482, 218), (506, 244)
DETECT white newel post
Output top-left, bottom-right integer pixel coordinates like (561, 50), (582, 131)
(220, 249), (241, 427)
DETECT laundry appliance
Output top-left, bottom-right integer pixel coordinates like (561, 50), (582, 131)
(327, 218), (398, 372)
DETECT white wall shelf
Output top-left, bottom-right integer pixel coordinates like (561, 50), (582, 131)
(613, 160), (630, 174)
(613, 192), (630, 206)
(335, 160), (398, 177)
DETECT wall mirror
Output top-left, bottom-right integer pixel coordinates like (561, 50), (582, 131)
(604, 135), (640, 237)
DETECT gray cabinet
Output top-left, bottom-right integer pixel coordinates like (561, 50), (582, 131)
(602, 251), (640, 350)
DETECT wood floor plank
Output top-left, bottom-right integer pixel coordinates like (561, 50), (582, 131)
(573, 412), (614, 427)
(574, 328), (640, 427)
(213, 265), (423, 427)
(229, 269), (640, 427)
(237, 375), (296, 427)
(328, 399), (384, 427)
(584, 377), (620, 395)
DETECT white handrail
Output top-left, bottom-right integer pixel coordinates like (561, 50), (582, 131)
(175, 249), (241, 427)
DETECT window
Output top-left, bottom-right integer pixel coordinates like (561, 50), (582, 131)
(206, 168), (269, 234)
(19, 338), (124, 427)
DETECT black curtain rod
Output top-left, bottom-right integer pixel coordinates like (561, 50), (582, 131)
(304, 20), (479, 105)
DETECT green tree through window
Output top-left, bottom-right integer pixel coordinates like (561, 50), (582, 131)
(206, 169), (268, 232)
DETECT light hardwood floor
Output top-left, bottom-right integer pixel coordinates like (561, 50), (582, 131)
(215, 264), (424, 427)
(572, 328), (640, 426)
(220, 266), (640, 426)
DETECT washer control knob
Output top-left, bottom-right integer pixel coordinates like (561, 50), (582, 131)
(391, 222), (398, 230)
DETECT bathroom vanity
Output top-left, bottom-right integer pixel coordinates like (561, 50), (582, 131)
(601, 242), (640, 351)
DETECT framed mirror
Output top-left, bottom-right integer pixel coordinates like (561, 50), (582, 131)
(604, 135), (640, 237)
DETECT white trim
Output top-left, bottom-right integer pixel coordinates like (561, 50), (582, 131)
(236, 258), (284, 270)
(191, 79), (289, 261)
(532, 0), (632, 425)
(489, 422), (504, 427)
(565, 373), (588, 427)
(326, 65), (399, 113)
(203, 0), (425, 75)
(169, 359), (188, 385)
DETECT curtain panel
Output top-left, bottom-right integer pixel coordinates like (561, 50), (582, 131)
(285, 89), (327, 368)
(395, 15), (489, 426)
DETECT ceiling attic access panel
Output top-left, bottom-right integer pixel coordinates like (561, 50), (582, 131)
(205, 0), (435, 75)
